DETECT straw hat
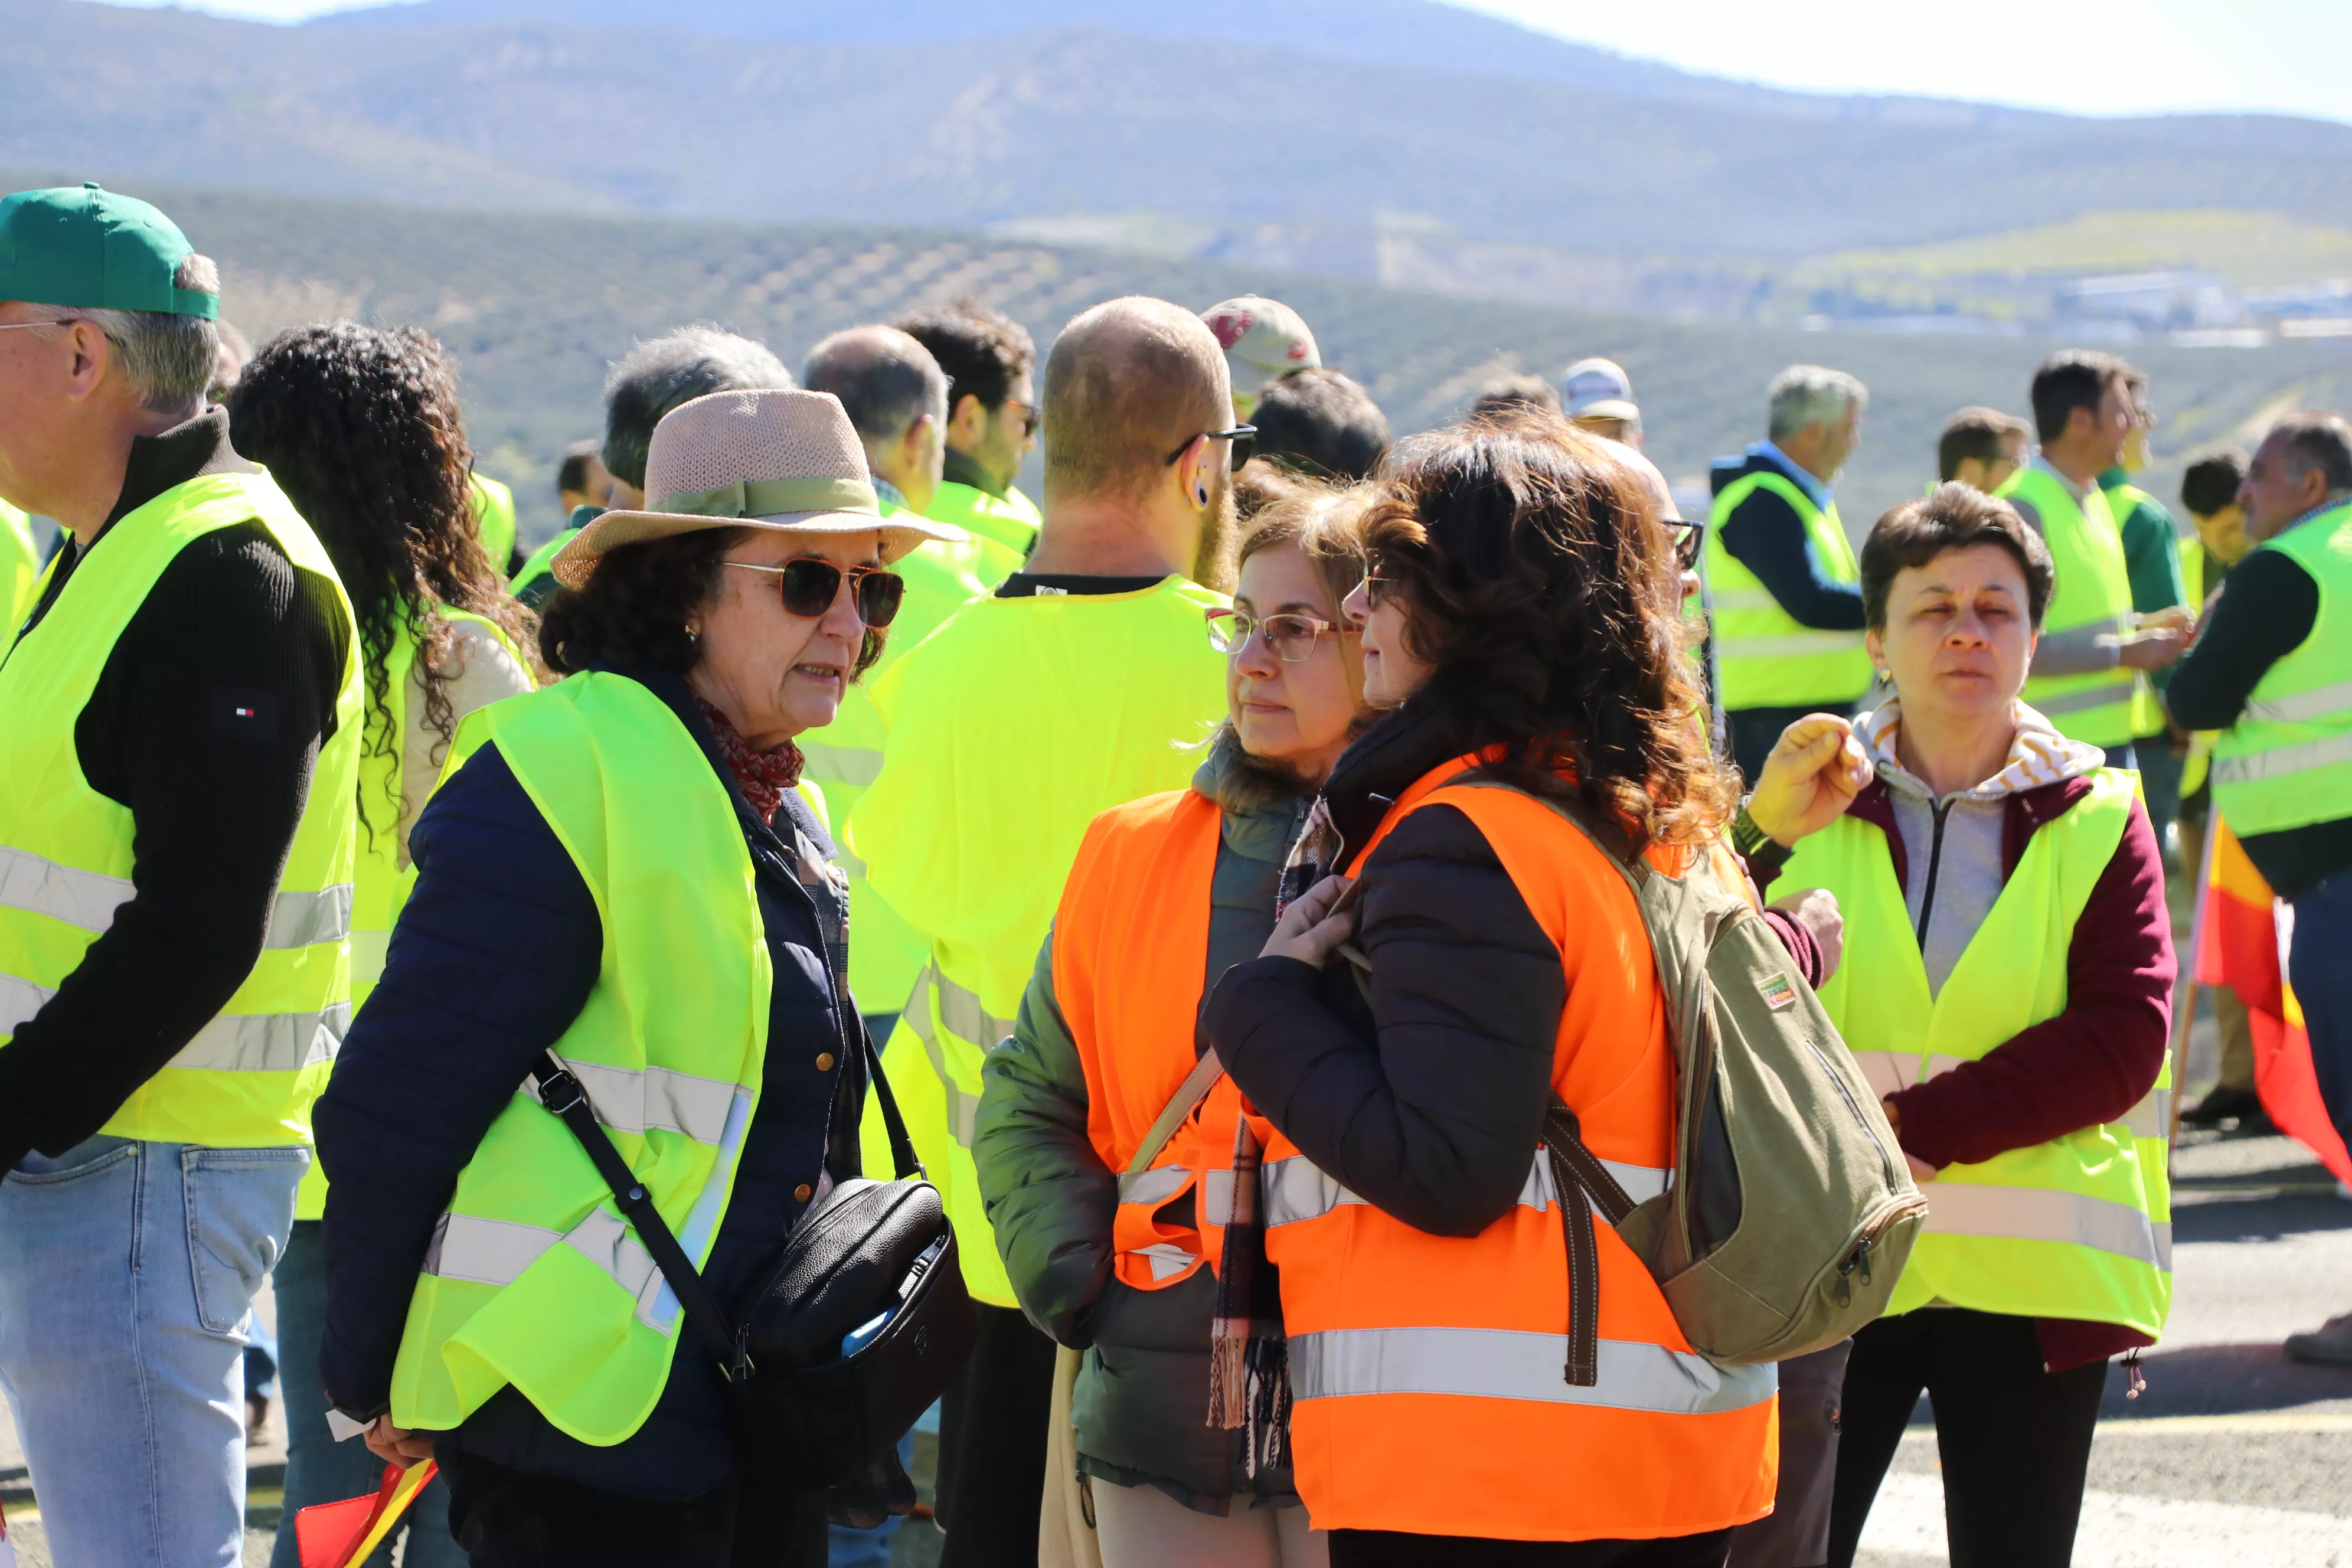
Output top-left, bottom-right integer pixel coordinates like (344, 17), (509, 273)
(551, 388), (966, 589)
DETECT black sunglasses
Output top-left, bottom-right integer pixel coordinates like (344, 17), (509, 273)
(1164, 424), (1257, 469)
(1664, 518), (1704, 572)
(725, 558), (905, 628)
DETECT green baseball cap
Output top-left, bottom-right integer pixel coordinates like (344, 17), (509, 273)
(0, 184), (217, 320)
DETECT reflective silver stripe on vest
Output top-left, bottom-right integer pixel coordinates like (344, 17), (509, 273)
(1, 970), (344, 1070)
(264, 883), (354, 949)
(0, 972), (55, 1037)
(2242, 677), (2352, 727)
(1289, 1326), (1777, 1416)
(2213, 730), (2352, 785)
(1716, 631), (1868, 659)
(551, 1056), (743, 1145)
(797, 741), (887, 789)
(422, 1211), (561, 1286)
(350, 929), (391, 988)
(2122, 1086), (2171, 1141)
(1135, 1242), (1196, 1281)
(1257, 1151), (1670, 1229)
(901, 963), (1008, 1147)
(1923, 1182), (2171, 1271)
(427, 1084), (755, 1335)
(0, 845), (132, 932)
(0, 847), (349, 948)
(1707, 589), (1784, 612)
(1119, 1164), (1193, 1207)
(171, 1004), (348, 1072)
(2033, 674), (2141, 718)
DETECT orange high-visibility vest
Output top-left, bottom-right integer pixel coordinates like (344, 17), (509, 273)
(1053, 786), (1248, 1292)
(1254, 755), (1779, 1542)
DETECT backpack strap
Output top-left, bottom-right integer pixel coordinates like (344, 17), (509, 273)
(1123, 1046), (1225, 1178)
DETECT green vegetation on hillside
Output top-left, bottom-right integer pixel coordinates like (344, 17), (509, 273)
(55, 175), (2351, 550)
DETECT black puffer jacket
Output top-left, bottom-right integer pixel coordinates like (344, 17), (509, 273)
(974, 733), (1311, 1513)
(1203, 701), (1566, 1239)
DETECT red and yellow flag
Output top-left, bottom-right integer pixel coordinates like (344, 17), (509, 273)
(2196, 816), (2352, 1187)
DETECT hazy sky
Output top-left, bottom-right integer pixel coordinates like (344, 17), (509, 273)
(99, 0), (2352, 125)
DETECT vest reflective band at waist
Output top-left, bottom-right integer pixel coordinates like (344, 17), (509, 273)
(1779, 766), (2171, 1337)
(1256, 756), (1777, 1540)
(388, 672), (771, 1446)
(1997, 468), (2160, 748)
(2212, 504), (2352, 835)
(1289, 1327), (1775, 1418)
(1702, 471), (1871, 710)
(0, 471), (361, 1151)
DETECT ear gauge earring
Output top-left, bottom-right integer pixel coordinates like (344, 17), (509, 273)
(1196, 485), (1210, 507)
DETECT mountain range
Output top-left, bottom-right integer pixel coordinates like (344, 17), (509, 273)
(13, 0), (2352, 277)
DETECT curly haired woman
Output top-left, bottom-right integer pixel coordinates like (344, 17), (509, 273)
(1203, 416), (1778, 1566)
(229, 322), (536, 1568)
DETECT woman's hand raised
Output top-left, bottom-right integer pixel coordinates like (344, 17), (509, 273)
(1746, 714), (1874, 847)
(1260, 874), (1358, 968)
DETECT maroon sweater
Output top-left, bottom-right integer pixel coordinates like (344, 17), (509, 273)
(1756, 775), (2175, 1372)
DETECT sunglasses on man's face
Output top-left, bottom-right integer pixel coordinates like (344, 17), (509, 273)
(725, 558), (905, 628)
(1002, 400), (1040, 440)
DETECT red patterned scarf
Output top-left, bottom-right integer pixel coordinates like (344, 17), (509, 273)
(695, 696), (804, 822)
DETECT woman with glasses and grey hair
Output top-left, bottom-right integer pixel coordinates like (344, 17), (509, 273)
(974, 484), (1374, 1568)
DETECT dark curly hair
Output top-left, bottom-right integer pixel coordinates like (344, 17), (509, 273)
(226, 322), (536, 839)
(539, 527), (887, 680)
(1363, 412), (1734, 850)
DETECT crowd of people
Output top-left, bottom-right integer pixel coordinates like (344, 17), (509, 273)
(0, 181), (2347, 1568)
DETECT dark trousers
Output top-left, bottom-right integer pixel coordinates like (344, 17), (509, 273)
(1726, 704), (1854, 786)
(934, 1301), (1058, 1566)
(2286, 865), (2352, 1149)
(1727, 1339), (1851, 1568)
(1330, 1527), (1732, 1567)
(436, 1445), (826, 1567)
(1828, 1309), (2105, 1568)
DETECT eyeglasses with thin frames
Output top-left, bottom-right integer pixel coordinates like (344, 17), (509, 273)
(1205, 606), (1354, 662)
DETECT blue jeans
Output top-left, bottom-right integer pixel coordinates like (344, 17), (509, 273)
(0, 1135), (306, 1568)
(2286, 866), (2352, 1152)
(269, 1220), (461, 1568)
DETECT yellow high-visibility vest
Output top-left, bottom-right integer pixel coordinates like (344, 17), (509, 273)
(2211, 502), (2352, 837)
(0, 472), (362, 1149)
(1997, 468), (2161, 749)
(1702, 471), (1871, 710)
(1780, 766), (2171, 1336)
(389, 672), (770, 1443)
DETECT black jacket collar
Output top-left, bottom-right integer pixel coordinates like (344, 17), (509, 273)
(941, 446), (1005, 501)
(1317, 697), (1478, 870)
(101, 408), (256, 534)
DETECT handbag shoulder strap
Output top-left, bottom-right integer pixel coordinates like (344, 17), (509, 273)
(533, 1053), (751, 1380)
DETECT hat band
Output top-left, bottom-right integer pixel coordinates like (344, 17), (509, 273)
(658, 475), (879, 520)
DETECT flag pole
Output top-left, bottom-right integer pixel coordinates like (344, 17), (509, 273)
(2170, 815), (2219, 1169)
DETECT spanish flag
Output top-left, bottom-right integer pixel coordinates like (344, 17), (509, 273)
(2196, 816), (2352, 1186)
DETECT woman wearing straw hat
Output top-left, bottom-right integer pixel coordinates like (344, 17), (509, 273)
(312, 388), (965, 1564)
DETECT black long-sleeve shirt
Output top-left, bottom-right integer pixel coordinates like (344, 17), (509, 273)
(2165, 544), (2352, 896)
(0, 412), (348, 1169)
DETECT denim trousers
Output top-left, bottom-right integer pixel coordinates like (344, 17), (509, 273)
(2286, 866), (2352, 1151)
(0, 1134), (306, 1568)
(269, 1220), (462, 1568)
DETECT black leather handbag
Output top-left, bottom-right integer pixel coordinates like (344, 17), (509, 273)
(533, 1021), (976, 1517)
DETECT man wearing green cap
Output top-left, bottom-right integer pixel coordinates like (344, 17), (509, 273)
(0, 185), (361, 1567)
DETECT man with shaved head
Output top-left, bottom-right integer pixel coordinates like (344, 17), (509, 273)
(848, 297), (1237, 1562)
